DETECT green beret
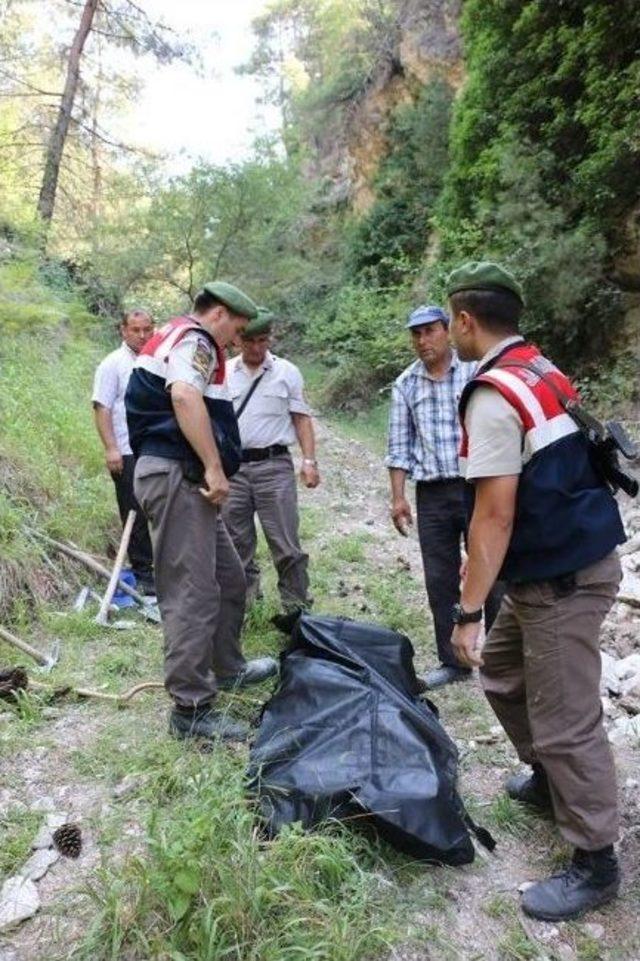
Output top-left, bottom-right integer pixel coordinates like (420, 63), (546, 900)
(446, 261), (525, 305)
(242, 306), (276, 338)
(201, 280), (258, 319)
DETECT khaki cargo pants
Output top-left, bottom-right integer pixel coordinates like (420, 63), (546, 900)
(481, 551), (621, 850)
(222, 454), (310, 611)
(134, 456), (247, 709)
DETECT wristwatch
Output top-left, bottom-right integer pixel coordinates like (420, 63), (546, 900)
(451, 603), (483, 625)
(302, 458), (318, 467)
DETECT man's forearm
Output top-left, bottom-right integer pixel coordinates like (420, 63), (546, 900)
(172, 388), (222, 472)
(460, 476), (518, 610)
(292, 413), (316, 459)
(93, 405), (117, 452)
(389, 468), (408, 502)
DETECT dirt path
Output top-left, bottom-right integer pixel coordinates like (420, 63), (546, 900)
(0, 416), (638, 961)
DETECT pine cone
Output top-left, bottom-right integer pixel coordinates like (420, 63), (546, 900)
(52, 823), (82, 859)
(0, 667), (28, 700)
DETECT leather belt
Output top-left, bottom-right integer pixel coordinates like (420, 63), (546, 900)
(242, 444), (289, 463)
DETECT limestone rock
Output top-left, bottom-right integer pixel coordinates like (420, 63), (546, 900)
(600, 652), (621, 695)
(582, 922), (605, 940)
(31, 826), (53, 850)
(19, 847), (59, 882)
(608, 714), (640, 744)
(618, 532), (640, 556)
(45, 812), (69, 831)
(0, 876), (40, 931)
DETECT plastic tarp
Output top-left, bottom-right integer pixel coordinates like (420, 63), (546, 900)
(247, 614), (494, 865)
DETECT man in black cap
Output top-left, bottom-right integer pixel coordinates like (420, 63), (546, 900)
(386, 303), (502, 689)
(126, 282), (278, 743)
(223, 308), (319, 633)
(447, 260), (625, 921)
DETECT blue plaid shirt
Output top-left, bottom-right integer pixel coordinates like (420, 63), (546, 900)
(385, 352), (477, 482)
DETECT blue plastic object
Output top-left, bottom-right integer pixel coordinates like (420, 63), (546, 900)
(112, 569), (137, 609)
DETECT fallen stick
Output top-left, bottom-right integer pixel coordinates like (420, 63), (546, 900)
(27, 529), (146, 606)
(0, 625), (59, 669)
(96, 510), (136, 626)
(30, 679), (164, 704)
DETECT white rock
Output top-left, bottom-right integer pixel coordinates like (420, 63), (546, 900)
(582, 922), (605, 940)
(600, 653), (621, 695)
(31, 826), (53, 850)
(0, 877), (40, 931)
(19, 848), (59, 881)
(30, 796), (55, 813)
(556, 945), (577, 961)
(45, 812), (68, 830)
(619, 533), (640, 555)
(538, 926), (560, 942)
(608, 715), (640, 744)
(617, 654), (640, 681)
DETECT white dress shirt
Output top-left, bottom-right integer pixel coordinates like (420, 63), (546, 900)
(227, 351), (311, 449)
(92, 342), (137, 455)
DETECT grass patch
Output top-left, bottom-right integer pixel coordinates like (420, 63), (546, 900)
(333, 533), (368, 564)
(485, 795), (539, 841)
(0, 806), (41, 878)
(484, 893), (515, 919)
(74, 750), (397, 961)
(497, 924), (539, 960)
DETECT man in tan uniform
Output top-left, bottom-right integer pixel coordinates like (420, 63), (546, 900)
(224, 309), (319, 633)
(126, 282), (278, 743)
(447, 261), (625, 921)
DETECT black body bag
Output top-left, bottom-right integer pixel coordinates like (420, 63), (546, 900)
(247, 614), (494, 865)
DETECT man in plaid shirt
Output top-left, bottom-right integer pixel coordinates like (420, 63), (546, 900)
(386, 304), (503, 689)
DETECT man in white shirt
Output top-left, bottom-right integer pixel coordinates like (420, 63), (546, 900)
(92, 309), (155, 593)
(223, 309), (320, 633)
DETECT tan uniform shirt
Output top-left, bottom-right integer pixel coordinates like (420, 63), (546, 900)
(462, 336), (524, 479)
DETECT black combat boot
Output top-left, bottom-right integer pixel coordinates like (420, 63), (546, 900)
(169, 704), (250, 742)
(505, 762), (553, 812)
(522, 846), (620, 921)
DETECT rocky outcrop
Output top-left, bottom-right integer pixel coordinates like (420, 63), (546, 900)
(311, 0), (463, 212)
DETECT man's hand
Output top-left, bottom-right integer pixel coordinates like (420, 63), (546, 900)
(300, 462), (320, 488)
(391, 497), (413, 536)
(199, 466), (229, 506)
(106, 446), (123, 475)
(451, 622), (484, 668)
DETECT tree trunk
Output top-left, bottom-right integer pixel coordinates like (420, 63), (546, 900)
(37, 0), (99, 229)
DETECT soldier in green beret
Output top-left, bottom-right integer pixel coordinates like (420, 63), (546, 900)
(446, 260), (625, 920)
(223, 307), (320, 633)
(125, 281), (278, 744)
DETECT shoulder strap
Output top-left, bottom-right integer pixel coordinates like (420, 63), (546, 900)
(496, 359), (573, 410)
(236, 371), (267, 419)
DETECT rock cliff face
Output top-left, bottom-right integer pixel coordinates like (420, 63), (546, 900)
(310, 0), (462, 212)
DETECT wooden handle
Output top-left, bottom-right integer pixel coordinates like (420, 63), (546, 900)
(0, 625), (50, 666)
(96, 510), (136, 624)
